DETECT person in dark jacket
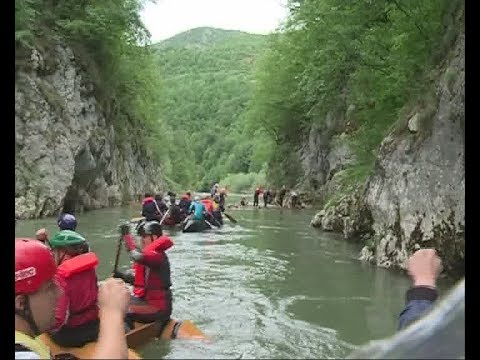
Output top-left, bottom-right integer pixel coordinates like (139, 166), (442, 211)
(253, 188), (260, 207)
(155, 194), (169, 214)
(167, 193), (182, 224)
(218, 188), (227, 212)
(179, 192), (192, 219)
(348, 248), (464, 359)
(263, 189), (271, 208)
(277, 185), (287, 207)
(142, 193), (160, 221)
(114, 221), (174, 333)
(397, 248), (442, 330)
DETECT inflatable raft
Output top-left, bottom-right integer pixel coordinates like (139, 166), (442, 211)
(182, 219), (212, 233)
(38, 318), (208, 359)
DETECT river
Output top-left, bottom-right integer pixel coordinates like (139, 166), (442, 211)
(15, 205), (453, 359)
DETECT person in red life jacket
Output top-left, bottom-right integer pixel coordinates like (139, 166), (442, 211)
(15, 238), (63, 359)
(15, 239), (131, 359)
(141, 193), (161, 221)
(47, 230), (100, 347)
(113, 221), (174, 333)
(201, 197), (221, 227)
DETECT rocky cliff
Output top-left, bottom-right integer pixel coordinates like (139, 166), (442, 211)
(310, 18), (464, 276)
(15, 45), (163, 219)
(303, 10), (465, 275)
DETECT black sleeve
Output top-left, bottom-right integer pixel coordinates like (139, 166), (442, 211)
(113, 270), (134, 285)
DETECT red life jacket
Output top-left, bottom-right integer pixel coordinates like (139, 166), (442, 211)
(142, 197), (155, 205)
(132, 236), (173, 310)
(56, 252), (99, 327)
(201, 199), (214, 214)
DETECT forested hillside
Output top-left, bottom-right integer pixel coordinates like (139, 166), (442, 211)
(153, 27), (267, 191)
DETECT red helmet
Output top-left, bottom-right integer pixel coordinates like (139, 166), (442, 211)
(15, 238), (57, 295)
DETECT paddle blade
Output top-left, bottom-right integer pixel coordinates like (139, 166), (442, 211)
(159, 319), (209, 341)
(223, 212), (237, 224)
(176, 320), (210, 341)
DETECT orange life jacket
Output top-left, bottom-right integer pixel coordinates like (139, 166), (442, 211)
(55, 252), (99, 328)
(201, 199), (214, 214)
(56, 252), (98, 278)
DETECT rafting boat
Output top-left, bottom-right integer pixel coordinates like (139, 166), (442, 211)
(38, 318), (208, 359)
(182, 219), (212, 233)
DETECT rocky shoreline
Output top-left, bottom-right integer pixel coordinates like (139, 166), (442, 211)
(309, 32), (465, 278)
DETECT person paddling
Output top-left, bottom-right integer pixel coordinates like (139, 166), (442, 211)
(201, 197), (219, 226)
(15, 238), (131, 359)
(57, 213), (78, 231)
(188, 196), (207, 222)
(114, 221), (174, 335)
(179, 192), (192, 218)
(35, 212), (79, 246)
(167, 193), (182, 224)
(141, 193), (161, 221)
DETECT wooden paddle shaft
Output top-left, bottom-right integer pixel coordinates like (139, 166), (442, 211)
(113, 235), (122, 274)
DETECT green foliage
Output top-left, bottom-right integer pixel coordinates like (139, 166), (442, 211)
(246, 0), (461, 189)
(153, 28), (267, 191)
(220, 169), (266, 194)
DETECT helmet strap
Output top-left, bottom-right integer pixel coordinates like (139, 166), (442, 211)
(15, 295), (41, 336)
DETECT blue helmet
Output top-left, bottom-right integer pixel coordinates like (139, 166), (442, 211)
(58, 213), (77, 231)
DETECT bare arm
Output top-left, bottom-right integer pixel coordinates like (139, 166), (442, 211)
(94, 308), (128, 359)
(93, 278), (129, 359)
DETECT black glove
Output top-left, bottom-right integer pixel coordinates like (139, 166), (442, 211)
(112, 270), (124, 280)
(119, 223), (130, 236)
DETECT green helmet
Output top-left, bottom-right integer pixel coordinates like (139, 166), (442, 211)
(49, 230), (87, 249)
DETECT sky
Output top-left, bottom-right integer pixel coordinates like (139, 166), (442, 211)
(140, 0), (290, 43)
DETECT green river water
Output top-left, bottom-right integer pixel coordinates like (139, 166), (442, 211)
(15, 205), (453, 359)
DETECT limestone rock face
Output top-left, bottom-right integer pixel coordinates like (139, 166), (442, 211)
(15, 45), (163, 218)
(311, 33), (464, 276)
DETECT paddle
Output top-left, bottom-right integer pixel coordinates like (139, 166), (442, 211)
(112, 232), (123, 275)
(159, 209), (170, 225)
(204, 219), (216, 228)
(222, 211), (238, 224)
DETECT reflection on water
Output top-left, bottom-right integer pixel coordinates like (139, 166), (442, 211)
(15, 206), (452, 359)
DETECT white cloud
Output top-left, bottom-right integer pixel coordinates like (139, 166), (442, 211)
(140, 0), (289, 42)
